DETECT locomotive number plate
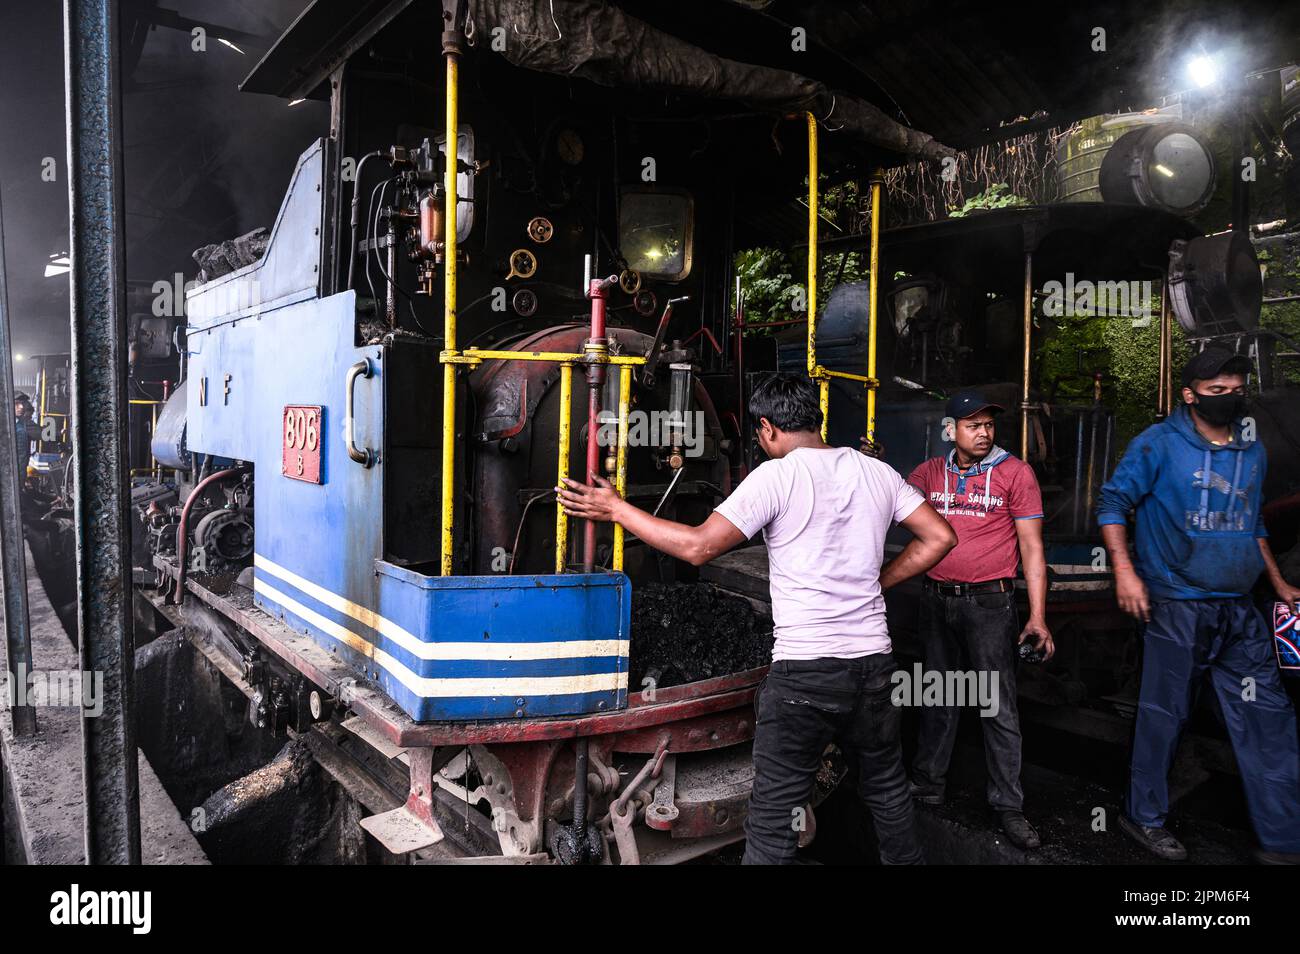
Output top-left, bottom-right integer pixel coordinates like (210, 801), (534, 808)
(282, 405), (323, 483)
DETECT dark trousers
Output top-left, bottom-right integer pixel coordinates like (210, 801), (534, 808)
(742, 653), (923, 865)
(911, 588), (1024, 812)
(1129, 597), (1300, 852)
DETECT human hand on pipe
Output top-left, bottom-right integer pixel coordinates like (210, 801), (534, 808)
(557, 475), (625, 523)
(858, 435), (885, 459)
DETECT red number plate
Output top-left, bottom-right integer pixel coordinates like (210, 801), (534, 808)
(282, 405), (323, 483)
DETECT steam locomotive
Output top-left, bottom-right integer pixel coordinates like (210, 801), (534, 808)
(128, 2), (1293, 863)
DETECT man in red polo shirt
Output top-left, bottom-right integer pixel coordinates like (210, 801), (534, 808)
(904, 389), (1053, 849)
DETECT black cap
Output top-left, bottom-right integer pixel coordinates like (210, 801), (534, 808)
(945, 388), (1004, 421)
(1181, 347), (1252, 388)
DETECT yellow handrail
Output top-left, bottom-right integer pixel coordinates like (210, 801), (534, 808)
(804, 113), (882, 444)
(612, 365), (632, 571)
(439, 48), (460, 576)
(444, 349), (646, 366)
(555, 364), (572, 572)
(865, 170), (883, 445)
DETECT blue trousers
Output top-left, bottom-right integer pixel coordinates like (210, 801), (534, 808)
(1129, 597), (1300, 852)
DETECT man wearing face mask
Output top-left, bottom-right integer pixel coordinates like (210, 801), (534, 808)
(1097, 347), (1300, 864)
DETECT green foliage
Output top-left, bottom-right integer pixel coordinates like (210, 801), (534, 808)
(1259, 248), (1300, 386)
(1261, 301), (1300, 386)
(735, 179), (875, 331)
(947, 183), (1030, 218)
(735, 247), (801, 326)
(1038, 304), (1190, 444)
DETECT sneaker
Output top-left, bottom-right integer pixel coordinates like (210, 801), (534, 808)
(997, 811), (1041, 850)
(909, 782), (945, 806)
(1118, 815), (1187, 861)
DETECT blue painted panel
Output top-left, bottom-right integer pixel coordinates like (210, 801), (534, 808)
(189, 287), (631, 723)
(254, 559), (631, 721)
(247, 292), (384, 617)
(186, 314), (258, 461)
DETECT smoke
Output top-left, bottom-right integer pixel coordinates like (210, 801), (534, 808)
(0, 1), (327, 357)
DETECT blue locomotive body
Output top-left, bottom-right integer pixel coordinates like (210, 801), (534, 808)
(180, 140), (630, 723)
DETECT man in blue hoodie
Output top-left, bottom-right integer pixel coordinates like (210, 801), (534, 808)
(1097, 347), (1300, 863)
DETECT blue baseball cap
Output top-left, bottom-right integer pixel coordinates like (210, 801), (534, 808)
(945, 389), (1003, 421)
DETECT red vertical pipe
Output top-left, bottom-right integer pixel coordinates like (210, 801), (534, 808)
(584, 281), (608, 572)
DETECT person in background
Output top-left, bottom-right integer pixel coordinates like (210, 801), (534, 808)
(558, 373), (957, 864)
(13, 391), (34, 482)
(1097, 347), (1300, 864)
(902, 389), (1052, 850)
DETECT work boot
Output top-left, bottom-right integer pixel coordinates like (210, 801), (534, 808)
(1118, 815), (1187, 861)
(997, 811), (1041, 850)
(909, 782), (944, 806)
(1253, 848), (1300, 865)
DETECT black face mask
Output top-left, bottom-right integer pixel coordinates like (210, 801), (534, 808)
(1192, 392), (1246, 427)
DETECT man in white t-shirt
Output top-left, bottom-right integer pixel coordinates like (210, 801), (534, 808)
(558, 374), (956, 864)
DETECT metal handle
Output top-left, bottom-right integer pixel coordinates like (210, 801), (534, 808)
(346, 359), (375, 467)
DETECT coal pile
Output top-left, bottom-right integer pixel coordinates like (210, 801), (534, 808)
(630, 582), (773, 689)
(192, 227), (269, 283)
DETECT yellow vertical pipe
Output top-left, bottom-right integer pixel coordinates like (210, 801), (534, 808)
(819, 378), (829, 441)
(806, 112), (818, 380)
(439, 51), (460, 575)
(1020, 251), (1033, 461)
(555, 364), (572, 573)
(865, 172), (883, 445)
(612, 365), (632, 571)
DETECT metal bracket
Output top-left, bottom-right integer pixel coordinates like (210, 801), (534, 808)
(359, 747), (446, 854)
(645, 755), (679, 831)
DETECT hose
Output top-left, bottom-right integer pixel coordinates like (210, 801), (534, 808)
(174, 467), (245, 606)
(347, 151), (385, 291)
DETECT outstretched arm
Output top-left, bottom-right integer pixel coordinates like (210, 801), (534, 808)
(557, 476), (746, 567)
(880, 502), (957, 590)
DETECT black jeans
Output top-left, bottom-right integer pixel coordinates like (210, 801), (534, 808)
(742, 653), (924, 865)
(911, 589), (1024, 812)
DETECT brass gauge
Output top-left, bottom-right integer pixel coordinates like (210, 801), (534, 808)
(506, 248), (538, 280)
(618, 269), (642, 294)
(526, 216), (554, 244)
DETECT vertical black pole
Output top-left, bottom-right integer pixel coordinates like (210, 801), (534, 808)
(64, 0), (140, 864)
(0, 189), (37, 737)
(1233, 93), (1251, 233)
